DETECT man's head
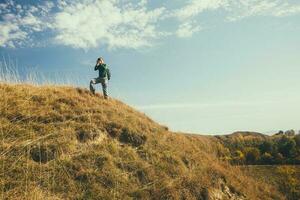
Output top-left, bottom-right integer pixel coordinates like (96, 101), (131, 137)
(97, 57), (104, 64)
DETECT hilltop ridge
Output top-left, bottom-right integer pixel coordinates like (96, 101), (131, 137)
(0, 83), (284, 200)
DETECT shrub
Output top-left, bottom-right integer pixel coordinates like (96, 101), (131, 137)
(30, 144), (58, 163)
(274, 153), (284, 164)
(105, 122), (123, 138)
(76, 129), (99, 143)
(232, 150), (245, 165)
(261, 152), (273, 164)
(119, 128), (147, 147)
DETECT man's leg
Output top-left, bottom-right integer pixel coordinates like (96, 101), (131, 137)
(90, 78), (97, 94)
(101, 79), (108, 99)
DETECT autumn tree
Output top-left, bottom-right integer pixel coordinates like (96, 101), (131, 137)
(244, 148), (260, 164)
(259, 140), (274, 154)
(278, 136), (296, 158)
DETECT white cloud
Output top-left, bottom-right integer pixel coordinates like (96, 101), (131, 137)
(53, 0), (166, 49)
(0, 0), (300, 49)
(0, 1), (54, 47)
(57, 0), (68, 9)
(0, 22), (26, 48)
(272, 3), (300, 17)
(172, 0), (300, 22)
(176, 21), (201, 38)
(0, 3), (8, 10)
(174, 0), (226, 20)
(226, 0), (300, 21)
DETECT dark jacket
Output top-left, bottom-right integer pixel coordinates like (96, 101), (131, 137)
(95, 63), (111, 80)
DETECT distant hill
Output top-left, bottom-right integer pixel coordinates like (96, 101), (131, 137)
(216, 131), (269, 140)
(0, 83), (284, 200)
(230, 131), (268, 137)
(215, 131), (269, 147)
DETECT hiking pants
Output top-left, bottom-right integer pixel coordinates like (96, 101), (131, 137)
(90, 77), (108, 98)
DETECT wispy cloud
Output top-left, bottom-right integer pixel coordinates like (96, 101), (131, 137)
(225, 0), (300, 21)
(135, 100), (279, 110)
(176, 21), (201, 38)
(0, 0), (300, 49)
(53, 0), (166, 50)
(0, 1), (53, 48)
(172, 0), (226, 20)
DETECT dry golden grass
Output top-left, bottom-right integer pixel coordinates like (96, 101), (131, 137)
(0, 83), (284, 199)
(241, 165), (300, 200)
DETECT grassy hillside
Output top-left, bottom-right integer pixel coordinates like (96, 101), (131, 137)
(0, 84), (284, 200)
(241, 165), (300, 200)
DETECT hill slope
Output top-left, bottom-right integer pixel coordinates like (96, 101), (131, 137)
(0, 84), (283, 200)
(241, 165), (300, 200)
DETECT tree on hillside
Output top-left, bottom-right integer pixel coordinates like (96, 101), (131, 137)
(275, 130), (284, 136)
(295, 134), (300, 147)
(285, 129), (295, 136)
(259, 140), (274, 154)
(278, 136), (296, 158)
(244, 148), (260, 164)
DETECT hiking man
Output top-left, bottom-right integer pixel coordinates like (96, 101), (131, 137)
(90, 57), (111, 99)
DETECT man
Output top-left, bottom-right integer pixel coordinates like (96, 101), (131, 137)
(90, 57), (111, 99)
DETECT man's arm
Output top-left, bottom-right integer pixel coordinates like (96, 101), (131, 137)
(107, 68), (111, 80)
(94, 63), (99, 71)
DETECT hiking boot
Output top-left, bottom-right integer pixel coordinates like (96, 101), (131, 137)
(90, 87), (95, 95)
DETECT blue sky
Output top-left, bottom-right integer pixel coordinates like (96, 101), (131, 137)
(1, 0), (300, 134)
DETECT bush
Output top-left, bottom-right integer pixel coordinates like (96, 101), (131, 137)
(105, 122), (123, 138)
(76, 129), (99, 143)
(232, 150), (245, 165)
(119, 128), (147, 147)
(261, 152), (273, 164)
(274, 153), (284, 164)
(30, 144), (58, 163)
